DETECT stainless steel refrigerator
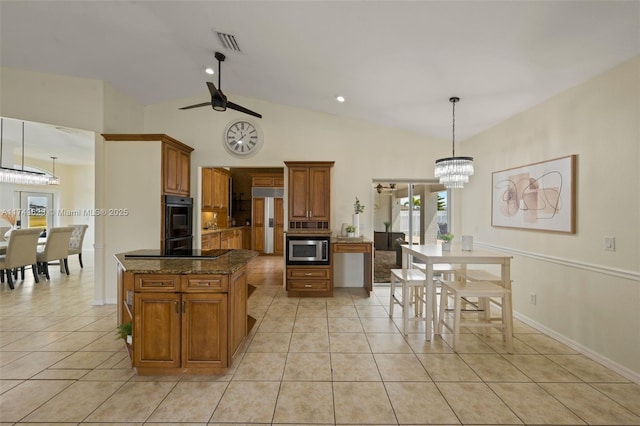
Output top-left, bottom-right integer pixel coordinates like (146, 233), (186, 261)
(252, 187), (284, 254)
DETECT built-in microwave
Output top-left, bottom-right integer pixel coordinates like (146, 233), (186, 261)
(286, 235), (330, 265)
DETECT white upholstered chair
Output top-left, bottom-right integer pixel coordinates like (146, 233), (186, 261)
(67, 224), (89, 269)
(0, 228), (42, 289)
(37, 227), (73, 280)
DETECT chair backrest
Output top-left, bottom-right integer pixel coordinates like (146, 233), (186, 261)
(68, 224), (89, 250)
(5, 228), (43, 268)
(41, 227), (74, 261)
(0, 226), (10, 242)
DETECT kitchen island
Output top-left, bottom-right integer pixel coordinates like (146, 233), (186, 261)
(115, 249), (258, 375)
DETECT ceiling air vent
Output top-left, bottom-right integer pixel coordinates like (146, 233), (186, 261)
(216, 32), (241, 52)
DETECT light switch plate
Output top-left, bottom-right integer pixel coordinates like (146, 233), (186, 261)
(604, 237), (615, 251)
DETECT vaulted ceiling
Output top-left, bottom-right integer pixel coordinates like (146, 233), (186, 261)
(1, 1), (638, 164)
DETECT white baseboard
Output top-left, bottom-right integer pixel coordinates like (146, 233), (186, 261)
(513, 311), (640, 385)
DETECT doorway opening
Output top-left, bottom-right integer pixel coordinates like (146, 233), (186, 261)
(372, 179), (448, 283)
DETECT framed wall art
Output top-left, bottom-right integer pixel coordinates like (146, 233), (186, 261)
(492, 155), (576, 233)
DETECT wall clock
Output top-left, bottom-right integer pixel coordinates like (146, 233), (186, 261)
(223, 120), (263, 158)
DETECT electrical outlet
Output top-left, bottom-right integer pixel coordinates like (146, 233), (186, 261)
(529, 293), (537, 305)
(604, 236), (615, 251)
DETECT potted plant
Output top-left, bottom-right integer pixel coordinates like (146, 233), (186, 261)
(115, 322), (132, 345)
(384, 221), (391, 232)
(440, 233), (454, 251)
(352, 197), (365, 237)
(345, 225), (356, 238)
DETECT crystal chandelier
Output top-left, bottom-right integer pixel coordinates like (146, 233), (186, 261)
(0, 119), (50, 185)
(434, 97), (474, 189)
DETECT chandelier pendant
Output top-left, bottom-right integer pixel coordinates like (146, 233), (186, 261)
(434, 97), (474, 189)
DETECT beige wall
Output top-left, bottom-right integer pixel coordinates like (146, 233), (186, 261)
(144, 96), (447, 237)
(459, 56), (640, 378)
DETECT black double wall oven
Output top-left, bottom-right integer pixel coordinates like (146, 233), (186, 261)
(164, 195), (193, 253)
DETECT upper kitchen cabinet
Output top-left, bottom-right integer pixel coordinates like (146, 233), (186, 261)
(202, 167), (231, 228)
(163, 140), (193, 196)
(251, 175), (284, 188)
(284, 161), (334, 230)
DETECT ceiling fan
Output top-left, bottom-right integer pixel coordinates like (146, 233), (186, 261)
(180, 52), (262, 119)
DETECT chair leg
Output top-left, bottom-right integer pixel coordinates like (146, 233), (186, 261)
(0, 269), (4, 283)
(63, 258), (69, 275)
(389, 274), (396, 317)
(402, 280), (409, 336)
(44, 262), (50, 280)
(32, 264), (39, 283)
(79, 253), (83, 268)
(6, 270), (15, 289)
(453, 294), (462, 352)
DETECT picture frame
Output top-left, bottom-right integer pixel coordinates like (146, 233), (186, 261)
(491, 155), (576, 233)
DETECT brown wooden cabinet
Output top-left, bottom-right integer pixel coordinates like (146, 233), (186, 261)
(163, 142), (192, 196)
(252, 175), (284, 187)
(220, 228), (243, 249)
(286, 265), (332, 297)
(202, 167), (231, 228)
(124, 268), (249, 375)
(284, 161), (333, 230)
(201, 232), (221, 250)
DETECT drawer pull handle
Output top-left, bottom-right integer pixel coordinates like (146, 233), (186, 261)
(195, 282), (211, 286)
(304, 273), (312, 276)
(304, 284), (312, 288)
(146, 282), (166, 287)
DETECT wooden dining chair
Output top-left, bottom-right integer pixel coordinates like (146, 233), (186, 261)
(36, 227), (74, 280)
(0, 228), (42, 289)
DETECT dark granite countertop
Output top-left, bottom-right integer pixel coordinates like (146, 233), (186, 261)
(114, 249), (258, 274)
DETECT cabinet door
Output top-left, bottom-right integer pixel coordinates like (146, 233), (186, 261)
(134, 292), (181, 368)
(252, 197), (265, 252)
(182, 293), (228, 369)
(308, 167), (330, 221)
(163, 144), (180, 195)
(163, 143), (190, 196)
(202, 168), (213, 209)
(229, 267), (247, 359)
(274, 197), (284, 254)
(288, 167), (310, 220)
(178, 149), (190, 195)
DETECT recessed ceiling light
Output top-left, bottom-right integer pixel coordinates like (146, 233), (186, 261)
(336, 95), (345, 103)
(205, 67), (215, 75)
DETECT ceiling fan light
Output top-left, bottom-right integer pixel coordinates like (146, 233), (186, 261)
(212, 97), (227, 111)
(336, 95), (345, 103)
(205, 67), (214, 75)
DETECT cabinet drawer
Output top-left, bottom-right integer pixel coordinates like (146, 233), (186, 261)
(333, 243), (371, 253)
(287, 268), (331, 279)
(135, 274), (180, 291)
(182, 275), (228, 292)
(288, 279), (330, 291)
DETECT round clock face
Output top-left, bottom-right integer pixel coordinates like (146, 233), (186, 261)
(223, 120), (263, 158)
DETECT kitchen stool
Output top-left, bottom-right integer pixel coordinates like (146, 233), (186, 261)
(389, 268), (437, 336)
(438, 280), (513, 353)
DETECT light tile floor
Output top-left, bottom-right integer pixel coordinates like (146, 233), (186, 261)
(1, 254), (639, 425)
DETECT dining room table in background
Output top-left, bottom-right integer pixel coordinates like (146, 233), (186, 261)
(401, 243), (513, 341)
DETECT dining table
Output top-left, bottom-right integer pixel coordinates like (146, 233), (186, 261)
(0, 237), (48, 255)
(401, 243), (513, 341)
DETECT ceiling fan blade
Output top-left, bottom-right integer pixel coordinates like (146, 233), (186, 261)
(206, 81), (220, 97)
(179, 102), (212, 110)
(227, 101), (262, 119)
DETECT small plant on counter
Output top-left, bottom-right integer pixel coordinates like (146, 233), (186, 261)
(384, 221), (391, 231)
(115, 322), (132, 340)
(345, 225), (356, 233)
(353, 197), (365, 214)
(439, 233), (454, 242)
